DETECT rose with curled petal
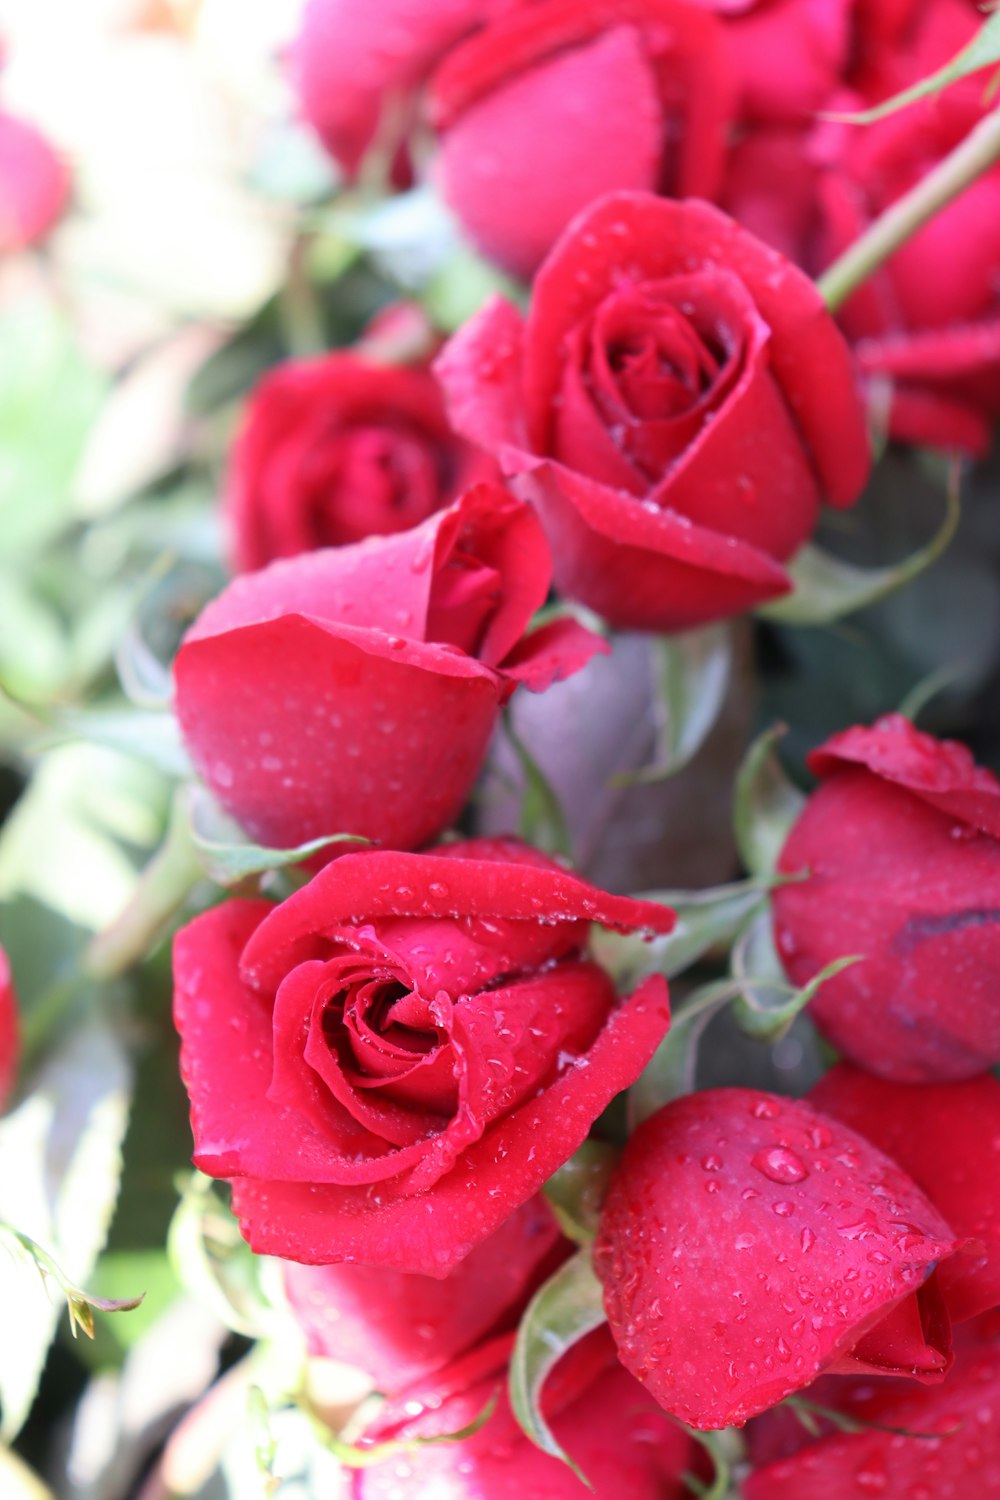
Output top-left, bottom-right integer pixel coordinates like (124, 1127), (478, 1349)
(350, 1328), (696, 1499)
(773, 714), (1000, 1083)
(174, 483), (605, 857)
(172, 838), (673, 1274)
(436, 192), (870, 634)
(225, 340), (494, 573)
(0, 109), (70, 252)
(810, 1065), (1000, 1325)
(0, 947), (17, 1110)
(284, 1194), (567, 1391)
(595, 1088), (963, 1430)
(429, 0), (735, 279)
(743, 1316), (1000, 1499)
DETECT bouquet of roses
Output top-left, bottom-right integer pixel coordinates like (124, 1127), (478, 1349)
(0, 0), (998, 1495)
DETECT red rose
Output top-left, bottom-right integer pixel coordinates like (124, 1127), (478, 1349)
(0, 109), (70, 252)
(595, 1088), (962, 1430)
(773, 714), (1000, 1083)
(429, 0), (734, 278)
(172, 839), (673, 1274)
(0, 946), (17, 1110)
(350, 1329), (696, 1498)
(174, 484), (604, 855)
(225, 348), (492, 572)
(810, 1065), (1000, 1325)
(815, 0), (1000, 454)
(743, 1317), (1000, 1498)
(291, 0), (494, 179)
(709, 0), (852, 125)
(436, 192), (870, 633)
(283, 1194), (567, 1391)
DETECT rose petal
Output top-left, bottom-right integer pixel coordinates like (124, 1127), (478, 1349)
(0, 947), (18, 1111)
(230, 974), (670, 1273)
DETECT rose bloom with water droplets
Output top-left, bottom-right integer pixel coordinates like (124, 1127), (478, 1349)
(436, 191), (870, 633)
(174, 483), (603, 857)
(773, 714), (1000, 1083)
(594, 1088), (965, 1430)
(350, 1328), (696, 1499)
(173, 838), (673, 1273)
(743, 1313), (1000, 1499)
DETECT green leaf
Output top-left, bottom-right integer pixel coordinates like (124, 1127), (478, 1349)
(628, 979), (739, 1126)
(543, 1141), (620, 1246)
(591, 879), (771, 988)
(731, 911), (863, 1043)
(501, 716), (571, 858)
(757, 475), (959, 627)
(23, 702), (192, 779)
(0, 1226), (144, 1340)
(613, 624), (733, 786)
(826, 11), (1000, 124)
(423, 243), (524, 331)
(168, 1173), (275, 1340)
(308, 1390), (501, 1468)
(184, 783), (368, 885)
(509, 1249), (607, 1486)
(733, 725), (806, 879)
(0, 1021), (132, 1439)
(0, 302), (105, 561)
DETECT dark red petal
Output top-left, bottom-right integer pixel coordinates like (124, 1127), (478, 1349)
(230, 975), (670, 1273)
(499, 615), (610, 693)
(175, 612), (501, 853)
(0, 947), (18, 1111)
(807, 714), (1000, 839)
(523, 193), (869, 507)
(436, 25), (661, 277)
(283, 1194), (565, 1392)
(811, 1065), (1000, 1323)
(595, 1088), (962, 1429)
(514, 460), (791, 633)
(239, 844), (675, 994)
(743, 1318), (1000, 1500)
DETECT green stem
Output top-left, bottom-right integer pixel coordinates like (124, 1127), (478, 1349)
(83, 795), (202, 982)
(817, 106), (1000, 312)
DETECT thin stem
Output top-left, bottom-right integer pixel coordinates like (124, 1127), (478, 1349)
(83, 795), (202, 982)
(817, 106), (1000, 312)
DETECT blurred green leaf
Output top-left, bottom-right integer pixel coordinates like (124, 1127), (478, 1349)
(731, 912), (863, 1043)
(826, 11), (1000, 123)
(614, 625), (732, 786)
(543, 1141), (620, 1247)
(509, 1250), (606, 1485)
(0, 1021), (132, 1438)
(733, 725), (806, 879)
(757, 474), (959, 627)
(184, 783), (368, 886)
(0, 303), (105, 561)
(628, 980), (738, 1125)
(591, 879), (770, 988)
(168, 1174), (274, 1340)
(501, 715), (571, 858)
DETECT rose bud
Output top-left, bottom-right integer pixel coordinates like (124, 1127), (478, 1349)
(350, 1329), (696, 1499)
(743, 1315), (1000, 1498)
(291, 0), (490, 180)
(436, 192), (870, 633)
(772, 714), (1000, 1083)
(595, 1088), (963, 1430)
(0, 946), (18, 1110)
(810, 1064), (1000, 1325)
(429, 0), (735, 279)
(816, 0), (1000, 454)
(173, 839), (673, 1273)
(283, 1194), (568, 1392)
(0, 108), (70, 252)
(225, 340), (492, 573)
(174, 484), (605, 856)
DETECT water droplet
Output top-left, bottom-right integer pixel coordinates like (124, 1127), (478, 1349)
(701, 1154), (724, 1172)
(752, 1147), (809, 1184)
